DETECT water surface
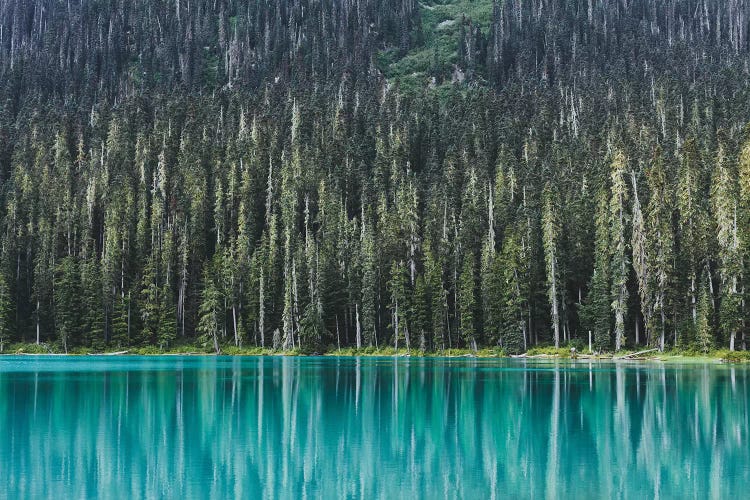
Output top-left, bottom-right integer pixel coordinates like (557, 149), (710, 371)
(0, 356), (748, 498)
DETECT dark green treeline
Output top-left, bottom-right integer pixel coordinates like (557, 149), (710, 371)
(1, 0), (750, 353)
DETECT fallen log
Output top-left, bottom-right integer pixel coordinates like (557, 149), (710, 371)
(615, 348), (659, 360)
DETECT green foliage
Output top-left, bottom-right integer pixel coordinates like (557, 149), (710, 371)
(458, 253), (477, 349)
(695, 277), (713, 354)
(111, 296), (130, 348)
(54, 257), (80, 353)
(498, 230), (526, 355)
(542, 184), (561, 348)
(158, 286), (178, 349)
(481, 244), (502, 346)
(413, 276), (431, 351)
(718, 350), (750, 363)
(580, 190), (612, 352)
(711, 142), (743, 351)
(388, 260), (410, 349)
(609, 149), (630, 351)
(0, 271), (13, 350)
(198, 260), (224, 354)
(298, 302), (326, 354)
(0, 0), (748, 358)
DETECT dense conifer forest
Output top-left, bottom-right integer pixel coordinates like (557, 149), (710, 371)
(1, 0), (750, 354)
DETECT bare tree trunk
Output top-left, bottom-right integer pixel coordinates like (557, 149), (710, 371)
(259, 269), (265, 348)
(336, 316), (341, 352)
(690, 275), (697, 323)
(660, 309), (666, 352)
(213, 330), (220, 354)
(232, 304), (238, 347)
(393, 300), (399, 350)
(635, 317), (639, 346)
(127, 292), (131, 344)
(355, 303), (361, 349)
(550, 258), (560, 348)
(36, 301), (40, 345)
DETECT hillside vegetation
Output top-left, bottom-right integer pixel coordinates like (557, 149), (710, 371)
(0, 0), (749, 354)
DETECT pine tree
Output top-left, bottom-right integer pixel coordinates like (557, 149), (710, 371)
(738, 127), (750, 350)
(360, 210), (378, 347)
(80, 256), (105, 349)
(645, 147), (675, 350)
(425, 244), (447, 351)
(499, 229), (526, 355)
(609, 149), (629, 351)
(299, 301), (325, 354)
(581, 189), (612, 352)
(413, 275), (430, 351)
(0, 272), (13, 352)
(158, 284), (177, 349)
(630, 169), (650, 346)
(676, 137), (706, 334)
(198, 262), (223, 354)
(388, 260), (409, 350)
(458, 253), (477, 351)
(54, 256), (79, 353)
(139, 256), (160, 345)
(695, 271), (713, 354)
(481, 240), (503, 347)
(542, 183), (562, 347)
(711, 140), (743, 351)
(111, 295), (130, 348)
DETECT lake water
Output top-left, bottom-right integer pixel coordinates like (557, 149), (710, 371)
(0, 356), (748, 499)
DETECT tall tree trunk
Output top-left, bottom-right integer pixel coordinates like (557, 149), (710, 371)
(393, 300), (399, 350)
(355, 303), (361, 349)
(36, 301), (40, 345)
(232, 304), (238, 347)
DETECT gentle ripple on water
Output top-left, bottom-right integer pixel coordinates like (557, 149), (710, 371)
(0, 356), (748, 499)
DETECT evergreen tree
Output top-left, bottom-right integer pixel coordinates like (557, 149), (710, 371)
(54, 256), (79, 353)
(0, 272), (13, 352)
(111, 296), (130, 348)
(645, 147), (675, 350)
(139, 256), (160, 345)
(499, 229), (526, 355)
(198, 262), (223, 354)
(711, 141), (743, 351)
(80, 256), (105, 349)
(360, 211), (378, 347)
(481, 240), (503, 346)
(413, 275), (430, 351)
(299, 301), (326, 354)
(458, 253), (477, 351)
(158, 285), (178, 349)
(581, 190), (612, 352)
(388, 260), (409, 350)
(425, 245), (447, 351)
(695, 271), (713, 354)
(542, 183), (562, 347)
(609, 149), (630, 351)
(676, 137), (706, 334)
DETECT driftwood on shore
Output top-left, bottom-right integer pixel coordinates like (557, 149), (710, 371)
(17, 352), (66, 356)
(88, 350), (129, 356)
(614, 348), (659, 360)
(510, 352), (659, 361)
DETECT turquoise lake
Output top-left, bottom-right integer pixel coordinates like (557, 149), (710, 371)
(0, 356), (748, 499)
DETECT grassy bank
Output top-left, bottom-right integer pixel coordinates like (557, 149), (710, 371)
(3, 342), (749, 363)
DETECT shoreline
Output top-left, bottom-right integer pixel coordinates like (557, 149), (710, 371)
(1, 343), (747, 363)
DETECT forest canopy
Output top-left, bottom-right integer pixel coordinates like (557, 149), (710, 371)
(1, 0), (750, 354)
